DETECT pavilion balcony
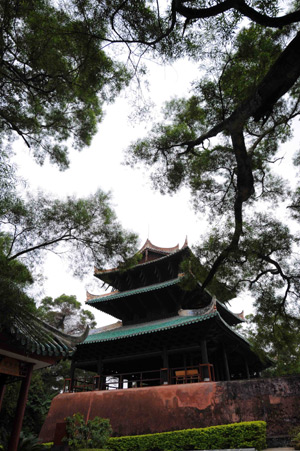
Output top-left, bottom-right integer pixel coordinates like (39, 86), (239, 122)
(63, 364), (215, 393)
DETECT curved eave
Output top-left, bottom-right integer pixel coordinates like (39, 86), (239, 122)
(88, 277), (241, 327)
(7, 315), (85, 360)
(216, 301), (244, 325)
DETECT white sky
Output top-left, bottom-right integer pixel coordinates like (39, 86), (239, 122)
(12, 58), (300, 327)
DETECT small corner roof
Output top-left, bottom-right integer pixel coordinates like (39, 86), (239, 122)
(2, 313), (88, 364)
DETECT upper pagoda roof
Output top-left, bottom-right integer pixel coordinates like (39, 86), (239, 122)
(95, 239), (188, 274)
(94, 239), (190, 292)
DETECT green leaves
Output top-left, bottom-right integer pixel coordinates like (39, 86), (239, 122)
(2, 189), (138, 275)
(0, 233), (36, 328)
(0, 0), (130, 169)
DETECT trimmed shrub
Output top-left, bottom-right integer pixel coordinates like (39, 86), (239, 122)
(107, 421), (267, 451)
(63, 413), (112, 450)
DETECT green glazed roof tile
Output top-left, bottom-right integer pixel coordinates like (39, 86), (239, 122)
(83, 311), (218, 344)
(87, 276), (183, 305)
(8, 313), (82, 359)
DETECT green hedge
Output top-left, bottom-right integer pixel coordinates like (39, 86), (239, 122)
(107, 421), (267, 451)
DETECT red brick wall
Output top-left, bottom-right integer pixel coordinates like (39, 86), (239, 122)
(39, 376), (300, 443)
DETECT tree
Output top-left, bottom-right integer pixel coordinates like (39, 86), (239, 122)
(118, 1), (300, 325)
(1, 188), (137, 275)
(0, 233), (36, 327)
(38, 294), (97, 334)
(0, 185), (137, 329)
(238, 308), (300, 378)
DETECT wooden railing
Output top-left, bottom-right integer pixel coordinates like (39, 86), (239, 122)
(171, 364), (215, 385)
(63, 364), (214, 393)
(104, 368), (161, 390)
(63, 375), (100, 393)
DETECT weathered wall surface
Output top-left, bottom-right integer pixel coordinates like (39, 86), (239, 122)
(39, 376), (300, 443)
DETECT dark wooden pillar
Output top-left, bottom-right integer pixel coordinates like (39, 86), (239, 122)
(201, 339), (209, 380)
(244, 356), (250, 380)
(0, 375), (6, 412)
(70, 360), (75, 391)
(118, 374), (123, 389)
(8, 363), (34, 451)
(222, 344), (230, 381)
(162, 346), (168, 368)
(97, 357), (105, 390)
(161, 347), (169, 384)
(213, 360), (220, 381)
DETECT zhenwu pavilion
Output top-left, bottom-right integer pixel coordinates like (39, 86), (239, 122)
(40, 240), (300, 445)
(67, 239), (267, 391)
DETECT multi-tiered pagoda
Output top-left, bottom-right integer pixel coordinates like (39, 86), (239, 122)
(69, 239), (267, 390)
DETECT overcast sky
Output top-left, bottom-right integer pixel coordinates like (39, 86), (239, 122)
(13, 57), (300, 327)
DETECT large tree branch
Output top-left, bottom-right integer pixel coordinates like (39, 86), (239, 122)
(201, 128), (254, 292)
(176, 31), (300, 153)
(7, 232), (74, 261)
(174, 0), (300, 28)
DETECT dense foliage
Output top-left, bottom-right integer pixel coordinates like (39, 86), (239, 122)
(108, 421), (267, 451)
(0, 0), (131, 169)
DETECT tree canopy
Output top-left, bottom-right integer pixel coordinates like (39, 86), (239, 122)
(38, 294), (97, 334)
(0, 0), (142, 328)
(0, 0), (131, 169)
(0, 185), (137, 327)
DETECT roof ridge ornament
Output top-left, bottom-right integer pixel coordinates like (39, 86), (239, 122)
(182, 236), (188, 248)
(139, 238), (181, 254)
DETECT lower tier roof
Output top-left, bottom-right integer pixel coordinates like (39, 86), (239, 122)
(83, 311), (218, 344)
